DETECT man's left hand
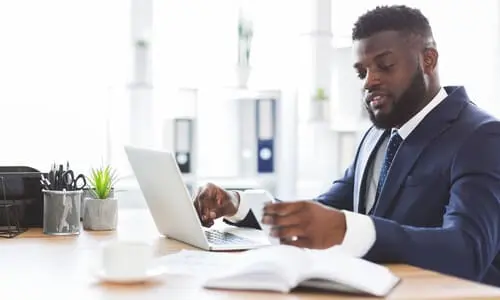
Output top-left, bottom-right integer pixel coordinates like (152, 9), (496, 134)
(261, 201), (347, 249)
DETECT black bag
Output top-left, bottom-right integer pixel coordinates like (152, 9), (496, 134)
(0, 166), (45, 230)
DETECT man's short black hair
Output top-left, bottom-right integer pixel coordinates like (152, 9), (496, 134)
(352, 5), (433, 42)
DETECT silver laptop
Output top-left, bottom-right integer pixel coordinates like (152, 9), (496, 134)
(124, 145), (270, 251)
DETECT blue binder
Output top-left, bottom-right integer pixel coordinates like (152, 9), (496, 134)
(256, 99), (276, 173)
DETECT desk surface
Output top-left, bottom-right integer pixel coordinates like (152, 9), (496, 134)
(2, 209), (500, 300)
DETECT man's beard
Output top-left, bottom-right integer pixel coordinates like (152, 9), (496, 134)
(365, 67), (427, 129)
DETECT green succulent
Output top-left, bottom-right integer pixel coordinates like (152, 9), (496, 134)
(87, 165), (118, 199)
(314, 88), (328, 102)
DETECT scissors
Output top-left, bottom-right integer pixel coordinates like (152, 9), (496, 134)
(40, 174), (52, 190)
(61, 170), (87, 191)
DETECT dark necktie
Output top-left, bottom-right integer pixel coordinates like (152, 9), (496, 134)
(374, 130), (403, 205)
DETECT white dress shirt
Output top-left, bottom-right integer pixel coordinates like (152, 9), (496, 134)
(226, 87), (448, 257)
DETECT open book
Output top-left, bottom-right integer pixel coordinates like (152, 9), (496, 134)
(201, 245), (400, 296)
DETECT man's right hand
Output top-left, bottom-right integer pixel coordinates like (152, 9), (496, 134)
(193, 183), (239, 227)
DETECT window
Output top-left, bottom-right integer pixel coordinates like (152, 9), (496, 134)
(0, 1), (130, 175)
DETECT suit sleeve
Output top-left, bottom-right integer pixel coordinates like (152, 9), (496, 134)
(224, 210), (261, 229)
(364, 122), (500, 282)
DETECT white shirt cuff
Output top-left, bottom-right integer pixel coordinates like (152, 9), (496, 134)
(224, 189), (273, 223)
(336, 210), (376, 258)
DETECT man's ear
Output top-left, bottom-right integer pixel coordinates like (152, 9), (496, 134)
(423, 48), (438, 74)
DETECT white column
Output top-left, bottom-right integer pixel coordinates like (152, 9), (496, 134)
(129, 0), (154, 147)
(296, 0), (333, 122)
(294, 0), (339, 198)
(311, 0), (333, 98)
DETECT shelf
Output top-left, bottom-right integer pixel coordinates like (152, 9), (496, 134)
(195, 176), (275, 190)
(127, 82), (153, 89)
(218, 87), (282, 100)
(330, 119), (371, 133)
(115, 174), (276, 192)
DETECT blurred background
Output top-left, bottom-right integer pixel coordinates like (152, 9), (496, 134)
(0, 0), (498, 208)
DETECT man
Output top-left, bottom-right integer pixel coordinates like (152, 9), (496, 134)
(193, 5), (500, 286)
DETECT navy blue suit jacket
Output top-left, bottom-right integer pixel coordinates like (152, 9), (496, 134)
(233, 86), (500, 286)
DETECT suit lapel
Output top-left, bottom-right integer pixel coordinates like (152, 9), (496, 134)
(354, 128), (386, 213)
(372, 86), (469, 217)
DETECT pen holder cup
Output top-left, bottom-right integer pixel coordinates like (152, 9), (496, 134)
(42, 189), (82, 235)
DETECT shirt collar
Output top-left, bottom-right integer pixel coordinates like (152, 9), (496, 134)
(395, 87), (448, 140)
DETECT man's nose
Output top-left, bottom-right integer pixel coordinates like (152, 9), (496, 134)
(363, 70), (381, 91)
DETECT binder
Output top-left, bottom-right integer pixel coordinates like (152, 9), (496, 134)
(237, 99), (257, 176)
(174, 118), (193, 173)
(256, 99), (276, 173)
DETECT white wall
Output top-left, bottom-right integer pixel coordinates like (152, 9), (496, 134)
(0, 1), (130, 175)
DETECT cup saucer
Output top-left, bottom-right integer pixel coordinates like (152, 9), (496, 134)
(95, 266), (166, 284)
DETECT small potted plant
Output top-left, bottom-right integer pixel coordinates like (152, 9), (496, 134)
(82, 165), (119, 231)
(236, 10), (253, 88)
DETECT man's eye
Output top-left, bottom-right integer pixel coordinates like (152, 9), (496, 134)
(357, 71), (366, 79)
(379, 64), (394, 71)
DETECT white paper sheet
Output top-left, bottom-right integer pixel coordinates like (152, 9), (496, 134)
(156, 250), (239, 277)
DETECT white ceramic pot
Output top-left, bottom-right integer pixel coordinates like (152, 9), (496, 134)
(310, 101), (329, 122)
(236, 65), (251, 88)
(82, 198), (118, 231)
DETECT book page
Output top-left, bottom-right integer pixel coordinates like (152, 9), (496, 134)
(203, 245), (313, 292)
(235, 245), (311, 283)
(300, 247), (400, 296)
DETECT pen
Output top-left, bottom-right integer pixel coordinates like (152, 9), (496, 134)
(48, 163), (56, 190)
(270, 198), (298, 242)
(57, 164), (64, 190)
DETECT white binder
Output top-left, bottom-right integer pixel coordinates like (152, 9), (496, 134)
(174, 118), (193, 173)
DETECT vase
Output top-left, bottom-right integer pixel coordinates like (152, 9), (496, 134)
(236, 65), (251, 88)
(310, 101), (329, 122)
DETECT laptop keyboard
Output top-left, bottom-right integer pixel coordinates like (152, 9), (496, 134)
(205, 229), (256, 245)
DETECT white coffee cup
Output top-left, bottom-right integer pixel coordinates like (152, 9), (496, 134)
(100, 240), (154, 278)
(250, 191), (281, 245)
